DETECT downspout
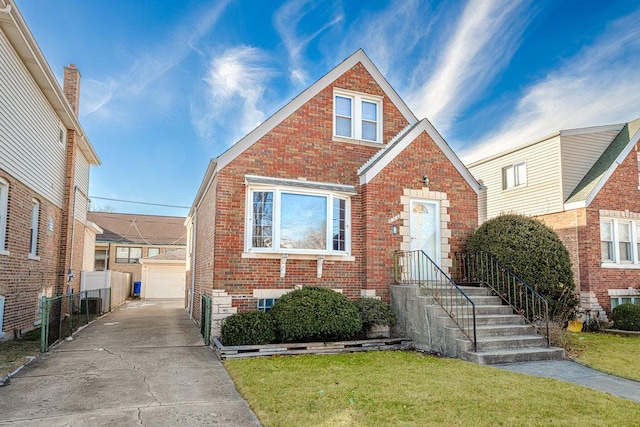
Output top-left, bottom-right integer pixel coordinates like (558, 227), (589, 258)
(189, 212), (197, 318)
(67, 186), (78, 293)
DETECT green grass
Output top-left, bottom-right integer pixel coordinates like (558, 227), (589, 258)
(224, 351), (640, 427)
(570, 332), (640, 381)
(0, 329), (40, 379)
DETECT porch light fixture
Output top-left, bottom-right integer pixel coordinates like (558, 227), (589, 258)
(392, 224), (397, 235)
(423, 175), (429, 186)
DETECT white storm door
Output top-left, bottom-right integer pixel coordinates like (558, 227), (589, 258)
(409, 200), (440, 279)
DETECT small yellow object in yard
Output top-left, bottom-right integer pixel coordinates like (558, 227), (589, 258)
(567, 320), (583, 332)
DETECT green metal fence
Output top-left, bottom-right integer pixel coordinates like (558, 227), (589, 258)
(40, 288), (111, 353)
(200, 294), (211, 346)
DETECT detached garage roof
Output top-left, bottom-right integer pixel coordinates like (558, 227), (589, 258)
(88, 212), (186, 245)
(141, 249), (186, 264)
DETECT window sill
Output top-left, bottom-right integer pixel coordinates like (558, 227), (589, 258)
(28, 254), (40, 261)
(601, 262), (640, 269)
(242, 252), (355, 262)
(332, 136), (384, 148)
(0, 249), (9, 256)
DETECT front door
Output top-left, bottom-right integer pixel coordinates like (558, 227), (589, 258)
(409, 199), (440, 276)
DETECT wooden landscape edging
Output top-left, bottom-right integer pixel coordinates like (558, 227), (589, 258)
(212, 337), (414, 360)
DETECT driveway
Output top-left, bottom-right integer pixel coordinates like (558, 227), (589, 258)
(0, 300), (261, 426)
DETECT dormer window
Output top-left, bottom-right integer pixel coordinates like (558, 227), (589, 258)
(333, 89), (382, 143)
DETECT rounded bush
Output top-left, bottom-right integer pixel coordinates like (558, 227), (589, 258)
(355, 298), (397, 335)
(221, 311), (276, 346)
(611, 303), (640, 331)
(467, 214), (578, 320)
(269, 287), (362, 343)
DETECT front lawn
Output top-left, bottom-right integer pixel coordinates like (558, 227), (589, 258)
(224, 351), (640, 426)
(570, 332), (640, 381)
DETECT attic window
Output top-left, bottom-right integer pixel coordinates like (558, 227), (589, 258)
(333, 89), (382, 143)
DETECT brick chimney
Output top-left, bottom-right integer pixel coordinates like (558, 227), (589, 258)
(63, 64), (81, 116)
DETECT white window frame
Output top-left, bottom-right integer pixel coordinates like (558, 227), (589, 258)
(502, 161), (527, 190)
(245, 186), (351, 256)
(333, 89), (383, 143)
(147, 247), (160, 257)
(600, 217), (640, 266)
(0, 178), (8, 256)
(29, 199), (40, 260)
(115, 246), (142, 264)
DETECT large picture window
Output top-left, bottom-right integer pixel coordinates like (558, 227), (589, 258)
(333, 90), (382, 143)
(247, 187), (350, 255)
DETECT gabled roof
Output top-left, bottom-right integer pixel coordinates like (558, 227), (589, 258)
(0, 0), (100, 165)
(565, 118), (640, 208)
(358, 118), (481, 193)
(88, 212), (186, 245)
(190, 49), (419, 213)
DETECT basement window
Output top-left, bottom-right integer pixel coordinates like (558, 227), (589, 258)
(257, 298), (277, 312)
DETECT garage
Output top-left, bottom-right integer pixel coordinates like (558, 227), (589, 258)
(140, 249), (186, 299)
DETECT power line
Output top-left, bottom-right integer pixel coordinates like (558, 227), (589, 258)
(90, 196), (190, 209)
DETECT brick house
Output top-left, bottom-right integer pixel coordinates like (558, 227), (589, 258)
(0, 1), (101, 338)
(186, 50), (480, 334)
(468, 119), (640, 318)
(88, 212), (187, 297)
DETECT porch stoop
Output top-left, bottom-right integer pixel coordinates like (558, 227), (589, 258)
(390, 284), (565, 365)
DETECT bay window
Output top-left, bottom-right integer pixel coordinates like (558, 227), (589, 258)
(246, 181), (351, 255)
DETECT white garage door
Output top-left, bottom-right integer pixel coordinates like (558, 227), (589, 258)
(145, 265), (185, 299)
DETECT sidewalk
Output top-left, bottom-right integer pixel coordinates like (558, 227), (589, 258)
(494, 360), (640, 403)
(0, 300), (261, 426)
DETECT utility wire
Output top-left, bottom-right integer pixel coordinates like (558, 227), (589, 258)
(90, 196), (190, 209)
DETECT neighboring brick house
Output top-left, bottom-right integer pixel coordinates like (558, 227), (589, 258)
(468, 119), (640, 318)
(88, 212), (187, 294)
(186, 50), (480, 333)
(0, 0), (101, 338)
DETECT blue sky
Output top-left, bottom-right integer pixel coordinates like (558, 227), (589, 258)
(15, 0), (640, 216)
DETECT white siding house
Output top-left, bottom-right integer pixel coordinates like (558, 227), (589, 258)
(0, 0), (101, 338)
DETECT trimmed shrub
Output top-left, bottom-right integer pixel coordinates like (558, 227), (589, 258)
(269, 287), (362, 343)
(611, 303), (640, 331)
(467, 214), (578, 320)
(355, 298), (397, 337)
(221, 311), (276, 346)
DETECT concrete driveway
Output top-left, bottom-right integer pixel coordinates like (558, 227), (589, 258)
(0, 300), (261, 426)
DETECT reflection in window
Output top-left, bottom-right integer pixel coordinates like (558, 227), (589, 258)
(248, 189), (349, 254)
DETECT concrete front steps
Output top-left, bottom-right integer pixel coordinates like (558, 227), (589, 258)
(390, 283), (565, 365)
(450, 285), (564, 365)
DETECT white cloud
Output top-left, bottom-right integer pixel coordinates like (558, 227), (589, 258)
(462, 8), (640, 163)
(407, 0), (533, 133)
(192, 46), (275, 144)
(273, 0), (344, 86)
(80, 1), (229, 119)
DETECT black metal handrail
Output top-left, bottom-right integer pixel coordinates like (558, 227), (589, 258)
(452, 252), (550, 346)
(394, 250), (477, 352)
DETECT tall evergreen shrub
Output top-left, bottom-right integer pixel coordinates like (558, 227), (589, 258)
(468, 214), (577, 320)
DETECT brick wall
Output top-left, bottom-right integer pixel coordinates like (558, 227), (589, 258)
(0, 169), (62, 336)
(537, 209), (581, 290)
